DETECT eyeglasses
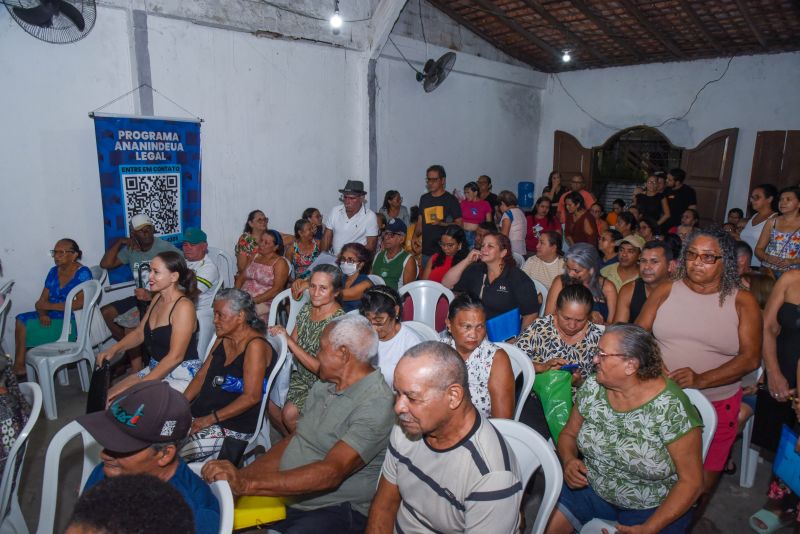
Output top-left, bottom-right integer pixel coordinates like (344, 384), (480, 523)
(590, 347), (629, 360)
(685, 250), (723, 264)
(383, 231), (401, 238)
(339, 258), (359, 265)
(366, 316), (390, 327)
(50, 249), (76, 257)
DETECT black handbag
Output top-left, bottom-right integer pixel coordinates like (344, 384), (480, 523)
(216, 436), (248, 467)
(85, 362), (111, 414)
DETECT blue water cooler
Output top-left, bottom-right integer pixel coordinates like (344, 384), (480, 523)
(518, 181), (535, 210)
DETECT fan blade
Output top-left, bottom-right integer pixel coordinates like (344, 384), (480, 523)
(424, 52), (456, 92)
(12, 3), (57, 27)
(56, 0), (86, 31)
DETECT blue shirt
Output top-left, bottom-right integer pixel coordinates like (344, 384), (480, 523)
(84, 459), (220, 534)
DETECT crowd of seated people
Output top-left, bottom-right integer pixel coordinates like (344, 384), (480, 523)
(9, 166), (800, 533)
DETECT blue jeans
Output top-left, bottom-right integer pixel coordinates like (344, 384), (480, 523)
(558, 484), (693, 533)
(269, 503), (367, 534)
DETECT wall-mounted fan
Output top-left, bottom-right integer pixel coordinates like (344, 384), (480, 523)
(5, 0), (96, 44)
(416, 52), (456, 93)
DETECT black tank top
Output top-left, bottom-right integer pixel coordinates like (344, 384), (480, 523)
(190, 337), (275, 434)
(143, 296), (199, 363)
(629, 278), (647, 324)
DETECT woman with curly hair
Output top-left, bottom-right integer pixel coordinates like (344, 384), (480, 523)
(636, 227), (762, 512)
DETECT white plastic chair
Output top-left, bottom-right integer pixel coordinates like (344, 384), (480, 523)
(37, 421), (102, 534)
(367, 274), (385, 286)
(187, 463), (235, 534)
(86, 266), (113, 349)
(0, 298), (12, 356)
(206, 247), (236, 288)
(739, 367), (763, 487)
(402, 320), (439, 341)
(682, 388), (717, 462)
(247, 334), (289, 460)
(398, 280), (454, 329)
(513, 252), (525, 268)
(0, 382), (42, 533)
(0, 280), (14, 299)
(532, 278), (548, 316)
(268, 288), (308, 334)
(196, 276), (223, 356)
(490, 419), (562, 534)
(496, 342), (535, 422)
(26, 280), (102, 420)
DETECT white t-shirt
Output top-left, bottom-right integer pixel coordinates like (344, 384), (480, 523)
(324, 204), (380, 255)
(187, 256), (220, 311)
(377, 324), (423, 388)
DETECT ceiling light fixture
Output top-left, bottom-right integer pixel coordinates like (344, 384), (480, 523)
(562, 50), (571, 63)
(330, 0), (343, 29)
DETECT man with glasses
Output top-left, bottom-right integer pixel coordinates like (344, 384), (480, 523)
(600, 234), (645, 291)
(99, 213), (181, 369)
(414, 165), (462, 266)
(77, 381), (220, 534)
(372, 218), (417, 290)
(322, 180), (379, 255)
(614, 240), (678, 323)
(556, 174), (596, 224)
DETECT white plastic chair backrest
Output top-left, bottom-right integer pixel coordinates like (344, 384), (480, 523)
(402, 320), (439, 341)
(683, 388), (717, 461)
(513, 252), (525, 268)
(37, 421), (102, 534)
(247, 334), (288, 448)
(741, 367), (763, 389)
(398, 280), (454, 329)
(0, 280), (14, 298)
(367, 274), (385, 286)
(89, 266), (108, 285)
(0, 299), (11, 349)
(206, 246), (236, 288)
(496, 342), (535, 422)
(532, 279), (548, 315)
(61, 280), (102, 348)
(0, 382), (42, 521)
(490, 419), (562, 534)
(186, 463), (234, 534)
(268, 288), (308, 334)
(202, 334), (218, 362)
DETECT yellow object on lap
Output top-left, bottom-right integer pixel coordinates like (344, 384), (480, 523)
(233, 495), (286, 530)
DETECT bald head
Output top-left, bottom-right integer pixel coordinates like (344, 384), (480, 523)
(396, 341), (469, 395)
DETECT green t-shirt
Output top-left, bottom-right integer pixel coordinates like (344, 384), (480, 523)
(576, 376), (702, 509)
(117, 237), (181, 288)
(371, 249), (412, 290)
(279, 370), (395, 516)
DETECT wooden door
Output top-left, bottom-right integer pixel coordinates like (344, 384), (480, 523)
(751, 130), (800, 196)
(553, 131), (593, 192)
(681, 128), (738, 227)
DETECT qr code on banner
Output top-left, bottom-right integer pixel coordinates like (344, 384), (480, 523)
(121, 166), (182, 236)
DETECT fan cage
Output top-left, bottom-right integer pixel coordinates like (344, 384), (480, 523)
(5, 0), (96, 44)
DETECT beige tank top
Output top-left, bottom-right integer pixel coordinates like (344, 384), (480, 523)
(652, 279), (740, 401)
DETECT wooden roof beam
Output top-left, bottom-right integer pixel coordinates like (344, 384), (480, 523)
(519, 0), (609, 63)
(675, 0), (724, 53)
(433, 2), (549, 70)
(568, 0), (644, 61)
(732, 0), (768, 49)
(617, 0), (686, 58)
(470, 0), (563, 60)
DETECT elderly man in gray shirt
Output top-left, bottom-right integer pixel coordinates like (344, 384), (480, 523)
(203, 314), (394, 532)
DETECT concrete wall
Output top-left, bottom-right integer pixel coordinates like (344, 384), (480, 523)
(376, 35), (545, 212)
(534, 52), (800, 211)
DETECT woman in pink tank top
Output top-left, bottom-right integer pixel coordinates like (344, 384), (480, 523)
(636, 227), (762, 511)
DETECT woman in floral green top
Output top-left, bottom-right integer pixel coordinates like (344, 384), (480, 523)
(268, 264), (344, 434)
(547, 324), (703, 534)
(235, 210), (268, 281)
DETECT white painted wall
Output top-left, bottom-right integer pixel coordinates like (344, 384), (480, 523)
(377, 35), (545, 211)
(534, 52), (800, 211)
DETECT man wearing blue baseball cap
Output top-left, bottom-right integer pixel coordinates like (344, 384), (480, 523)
(77, 381), (220, 534)
(371, 218), (417, 290)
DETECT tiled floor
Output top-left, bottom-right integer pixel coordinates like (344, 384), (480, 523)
(14, 368), (789, 533)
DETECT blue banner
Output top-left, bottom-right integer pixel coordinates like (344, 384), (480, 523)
(93, 115), (202, 283)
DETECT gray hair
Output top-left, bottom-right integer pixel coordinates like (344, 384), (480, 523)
(326, 314), (378, 364)
(603, 323), (662, 380)
(562, 243), (603, 299)
(400, 341), (470, 396)
(214, 288), (266, 334)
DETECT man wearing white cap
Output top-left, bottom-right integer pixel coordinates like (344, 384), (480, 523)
(99, 214), (181, 369)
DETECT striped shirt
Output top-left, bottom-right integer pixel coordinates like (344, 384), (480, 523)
(382, 413), (523, 533)
(187, 257), (220, 311)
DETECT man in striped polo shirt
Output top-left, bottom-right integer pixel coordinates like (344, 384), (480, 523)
(367, 341), (523, 533)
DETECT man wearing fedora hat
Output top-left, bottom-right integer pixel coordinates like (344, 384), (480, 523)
(77, 381), (220, 534)
(322, 180), (380, 256)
